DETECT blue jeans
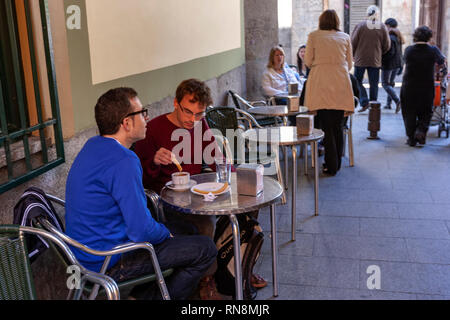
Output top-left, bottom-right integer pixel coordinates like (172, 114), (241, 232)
(354, 66), (380, 107)
(382, 68), (400, 106)
(107, 221), (217, 300)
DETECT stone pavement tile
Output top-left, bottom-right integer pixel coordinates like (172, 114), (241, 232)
(254, 254), (359, 289)
(429, 189), (450, 204)
(357, 189), (399, 203)
(392, 189), (434, 204)
(415, 294), (450, 300)
(359, 260), (450, 296)
(406, 238), (450, 264)
(421, 176), (450, 189)
(390, 177), (427, 190)
(260, 232), (314, 257)
(319, 186), (361, 202)
(291, 215), (360, 236)
(320, 201), (398, 219)
(397, 203), (450, 221)
(382, 168), (425, 180)
(360, 218), (450, 239)
(313, 234), (409, 262)
(255, 283), (417, 300)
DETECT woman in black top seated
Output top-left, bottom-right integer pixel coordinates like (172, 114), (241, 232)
(400, 26), (447, 146)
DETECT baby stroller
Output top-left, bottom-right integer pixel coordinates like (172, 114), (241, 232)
(431, 66), (449, 138)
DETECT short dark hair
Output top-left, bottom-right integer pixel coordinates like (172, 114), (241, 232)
(384, 18), (398, 28)
(413, 26), (433, 43)
(319, 9), (340, 31)
(175, 79), (213, 107)
(95, 87), (138, 136)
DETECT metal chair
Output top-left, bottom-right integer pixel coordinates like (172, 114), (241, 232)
(206, 106), (286, 204)
(342, 97), (358, 167)
(37, 193), (173, 300)
(228, 90), (282, 126)
(0, 224), (119, 300)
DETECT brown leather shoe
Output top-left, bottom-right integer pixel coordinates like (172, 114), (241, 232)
(251, 273), (267, 289)
(199, 276), (222, 300)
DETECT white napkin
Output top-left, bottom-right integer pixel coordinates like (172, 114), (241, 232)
(203, 192), (217, 202)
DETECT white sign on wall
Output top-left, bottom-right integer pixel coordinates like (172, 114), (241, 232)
(85, 0), (241, 84)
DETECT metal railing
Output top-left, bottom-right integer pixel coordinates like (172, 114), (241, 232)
(0, 0), (64, 194)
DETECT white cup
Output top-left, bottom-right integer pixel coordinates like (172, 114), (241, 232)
(172, 172), (190, 186)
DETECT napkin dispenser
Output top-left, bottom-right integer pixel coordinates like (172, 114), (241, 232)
(296, 114), (314, 135)
(287, 95), (300, 112)
(288, 83), (298, 95)
(236, 164), (264, 196)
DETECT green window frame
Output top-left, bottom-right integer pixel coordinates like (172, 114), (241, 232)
(0, 0), (64, 194)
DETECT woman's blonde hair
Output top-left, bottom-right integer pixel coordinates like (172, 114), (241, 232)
(267, 45), (285, 69)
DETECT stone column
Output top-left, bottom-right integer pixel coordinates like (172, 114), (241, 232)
(244, 0), (279, 100)
(291, 0), (324, 64)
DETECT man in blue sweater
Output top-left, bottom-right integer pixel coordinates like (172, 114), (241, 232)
(65, 87), (217, 299)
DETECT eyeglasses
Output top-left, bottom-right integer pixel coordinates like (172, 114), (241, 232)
(178, 102), (205, 120)
(123, 108), (149, 120)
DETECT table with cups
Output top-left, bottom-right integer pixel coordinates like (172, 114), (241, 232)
(160, 171), (284, 300)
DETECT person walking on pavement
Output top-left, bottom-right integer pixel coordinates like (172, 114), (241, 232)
(381, 18), (405, 113)
(351, 5), (391, 112)
(400, 26), (447, 147)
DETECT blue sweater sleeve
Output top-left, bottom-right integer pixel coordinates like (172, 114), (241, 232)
(108, 155), (170, 244)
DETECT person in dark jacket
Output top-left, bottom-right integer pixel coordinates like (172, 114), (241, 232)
(381, 18), (404, 113)
(400, 26), (447, 146)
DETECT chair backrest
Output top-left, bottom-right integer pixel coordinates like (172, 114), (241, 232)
(206, 106), (240, 136)
(228, 90), (253, 111)
(0, 225), (36, 300)
(0, 225), (120, 300)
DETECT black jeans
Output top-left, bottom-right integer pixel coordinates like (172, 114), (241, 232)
(382, 68), (400, 105)
(106, 221), (217, 300)
(317, 109), (344, 174)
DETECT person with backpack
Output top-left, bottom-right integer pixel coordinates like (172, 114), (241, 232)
(381, 18), (404, 113)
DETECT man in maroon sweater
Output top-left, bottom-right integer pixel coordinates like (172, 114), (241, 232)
(135, 79), (267, 299)
(135, 79), (223, 299)
(135, 80), (216, 194)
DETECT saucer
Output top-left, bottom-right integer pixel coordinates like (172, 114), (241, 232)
(165, 180), (197, 192)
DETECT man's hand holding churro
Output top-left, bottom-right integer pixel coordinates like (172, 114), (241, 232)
(153, 147), (175, 166)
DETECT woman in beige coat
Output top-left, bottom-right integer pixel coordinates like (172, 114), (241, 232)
(304, 9), (354, 175)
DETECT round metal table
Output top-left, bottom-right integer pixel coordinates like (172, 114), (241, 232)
(160, 172), (283, 299)
(244, 127), (324, 241)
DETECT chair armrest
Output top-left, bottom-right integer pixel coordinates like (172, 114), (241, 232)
(17, 225), (120, 300)
(145, 189), (165, 222)
(235, 109), (263, 129)
(249, 100), (267, 106)
(39, 218), (159, 272)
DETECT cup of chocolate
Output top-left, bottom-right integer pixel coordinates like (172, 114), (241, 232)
(172, 172), (190, 186)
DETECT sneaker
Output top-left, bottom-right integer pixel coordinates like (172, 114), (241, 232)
(251, 273), (267, 289)
(358, 104), (370, 113)
(395, 101), (401, 114)
(383, 105), (392, 109)
(199, 276), (222, 300)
